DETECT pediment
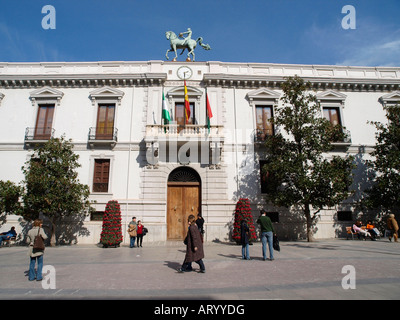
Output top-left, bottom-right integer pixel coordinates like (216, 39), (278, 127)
(316, 90), (347, 102)
(167, 86), (203, 98)
(89, 86), (125, 99)
(246, 88), (280, 101)
(380, 91), (400, 104)
(30, 86), (64, 100)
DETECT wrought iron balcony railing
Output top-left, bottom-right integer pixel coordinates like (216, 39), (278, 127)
(25, 127), (55, 141)
(253, 128), (274, 143)
(88, 127), (118, 142)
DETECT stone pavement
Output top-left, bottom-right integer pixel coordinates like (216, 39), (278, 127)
(0, 238), (399, 300)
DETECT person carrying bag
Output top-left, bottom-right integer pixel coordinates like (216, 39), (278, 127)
(26, 219), (48, 281)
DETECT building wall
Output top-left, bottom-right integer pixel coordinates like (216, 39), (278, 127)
(0, 60), (399, 243)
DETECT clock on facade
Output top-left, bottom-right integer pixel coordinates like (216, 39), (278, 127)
(177, 66), (193, 80)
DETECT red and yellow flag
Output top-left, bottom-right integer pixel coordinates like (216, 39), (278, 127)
(184, 80), (190, 124)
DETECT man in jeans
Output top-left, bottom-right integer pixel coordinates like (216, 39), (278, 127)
(257, 210), (275, 261)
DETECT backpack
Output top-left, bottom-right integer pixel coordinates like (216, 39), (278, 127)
(33, 228), (45, 253)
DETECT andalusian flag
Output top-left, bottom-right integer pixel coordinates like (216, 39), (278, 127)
(162, 91), (170, 125)
(206, 93), (213, 133)
(184, 80), (190, 124)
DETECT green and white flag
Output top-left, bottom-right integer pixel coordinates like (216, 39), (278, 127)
(162, 91), (171, 124)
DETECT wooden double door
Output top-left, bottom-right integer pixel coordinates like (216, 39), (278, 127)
(167, 182), (200, 240)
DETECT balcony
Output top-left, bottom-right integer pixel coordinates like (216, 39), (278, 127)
(88, 127), (118, 149)
(144, 124), (224, 167)
(24, 127), (55, 147)
(145, 124), (224, 141)
(331, 128), (352, 149)
(253, 129), (274, 144)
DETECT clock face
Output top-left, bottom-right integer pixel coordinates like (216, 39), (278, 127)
(177, 66), (193, 80)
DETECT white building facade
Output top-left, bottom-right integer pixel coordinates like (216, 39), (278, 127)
(1, 60), (400, 244)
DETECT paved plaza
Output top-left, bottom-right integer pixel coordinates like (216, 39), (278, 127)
(0, 238), (399, 300)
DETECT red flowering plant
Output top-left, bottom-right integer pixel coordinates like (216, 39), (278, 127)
(100, 200), (123, 247)
(231, 198), (257, 244)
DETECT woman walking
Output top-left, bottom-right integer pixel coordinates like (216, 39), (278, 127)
(178, 214), (205, 273)
(26, 219), (48, 281)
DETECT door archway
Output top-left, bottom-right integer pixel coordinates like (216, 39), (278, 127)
(167, 167), (201, 240)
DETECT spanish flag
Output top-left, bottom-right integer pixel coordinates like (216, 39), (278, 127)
(184, 80), (190, 124)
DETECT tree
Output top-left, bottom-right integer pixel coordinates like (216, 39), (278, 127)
(100, 200), (123, 247)
(21, 136), (93, 245)
(232, 198), (257, 243)
(0, 180), (23, 216)
(262, 76), (355, 241)
(362, 104), (400, 214)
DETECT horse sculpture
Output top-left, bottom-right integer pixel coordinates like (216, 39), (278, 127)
(165, 29), (211, 62)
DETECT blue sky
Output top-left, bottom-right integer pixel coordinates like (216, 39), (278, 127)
(0, 0), (399, 66)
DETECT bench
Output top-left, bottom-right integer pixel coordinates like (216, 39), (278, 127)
(1, 236), (16, 247)
(346, 227), (358, 240)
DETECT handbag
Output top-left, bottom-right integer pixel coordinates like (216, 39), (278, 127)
(33, 228), (45, 253)
(143, 228), (148, 236)
(273, 234), (280, 252)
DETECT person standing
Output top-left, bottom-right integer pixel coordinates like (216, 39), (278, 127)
(128, 217), (137, 248)
(196, 212), (205, 242)
(136, 220), (144, 247)
(178, 214), (205, 273)
(240, 220), (250, 260)
(26, 219), (48, 281)
(257, 210), (275, 261)
(387, 214), (399, 242)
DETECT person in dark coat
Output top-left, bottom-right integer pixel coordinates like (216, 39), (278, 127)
(178, 214), (205, 273)
(240, 220), (250, 260)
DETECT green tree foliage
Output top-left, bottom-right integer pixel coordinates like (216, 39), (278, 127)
(262, 76), (355, 241)
(362, 105), (400, 213)
(20, 136), (93, 245)
(0, 180), (23, 216)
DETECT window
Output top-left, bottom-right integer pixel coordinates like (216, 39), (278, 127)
(256, 105), (274, 141)
(323, 107), (342, 126)
(175, 102), (195, 126)
(337, 211), (352, 221)
(96, 104), (115, 140)
(91, 211), (104, 221)
(93, 159), (110, 192)
(266, 212), (280, 223)
(259, 160), (277, 194)
(34, 104), (55, 140)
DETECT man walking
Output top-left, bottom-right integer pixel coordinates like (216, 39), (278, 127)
(257, 210), (275, 261)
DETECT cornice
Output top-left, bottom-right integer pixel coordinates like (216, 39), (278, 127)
(0, 73), (167, 89)
(203, 74), (400, 92)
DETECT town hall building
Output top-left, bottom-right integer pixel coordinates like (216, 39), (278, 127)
(1, 60), (400, 244)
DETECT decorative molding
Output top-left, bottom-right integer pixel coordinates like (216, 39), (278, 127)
(380, 91), (400, 105)
(246, 88), (280, 107)
(316, 90), (347, 102)
(29, 86), (64, 106)
(89, 86), (125, 106)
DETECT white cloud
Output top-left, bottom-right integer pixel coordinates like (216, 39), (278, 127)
(304, 19), (400, 67)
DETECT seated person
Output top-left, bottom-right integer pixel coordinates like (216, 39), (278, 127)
(0, 227), (17, 246)
(366, 220), (378, 240)
(352, 221), (372, 240)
